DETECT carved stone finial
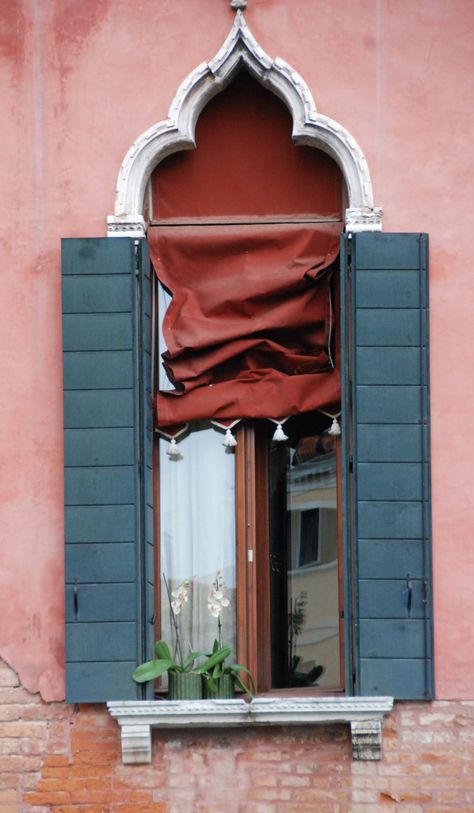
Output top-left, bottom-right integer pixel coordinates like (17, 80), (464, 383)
(231, 0), (247, 10)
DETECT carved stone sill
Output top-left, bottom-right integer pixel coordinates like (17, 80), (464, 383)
(107, 214), (147, 238)
(107, 696), (393, 764)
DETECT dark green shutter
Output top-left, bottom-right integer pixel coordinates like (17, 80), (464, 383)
(62, 238), (154, 702)
(342, 232), (433, 700)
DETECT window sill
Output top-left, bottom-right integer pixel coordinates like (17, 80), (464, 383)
(107, 695), (393, 764)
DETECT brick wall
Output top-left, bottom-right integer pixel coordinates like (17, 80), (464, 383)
(1, 660), (473, 812)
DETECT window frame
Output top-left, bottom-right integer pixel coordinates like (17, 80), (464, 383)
(150, 229), (346, 696)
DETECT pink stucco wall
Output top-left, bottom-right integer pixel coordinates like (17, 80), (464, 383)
(0, 0), (473, 701)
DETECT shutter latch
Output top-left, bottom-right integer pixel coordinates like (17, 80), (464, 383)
(422, 578), (429, 605)
(406, 573), (413, 618)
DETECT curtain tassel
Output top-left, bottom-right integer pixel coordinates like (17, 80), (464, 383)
(166, 438), (182, 459)
(223, 428), (237, 447)
(272, 422), (289, 442)
(327, 417), (341, 437)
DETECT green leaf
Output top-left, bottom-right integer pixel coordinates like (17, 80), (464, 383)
(132, 658), (174, 683)
(182, 651), (205, 671)
(154, 640), (172, 660)
(225, 664), (256, 698)
(196, 645), (231, 674)
(207, 676), (217, 692)
(233, 671), (255, 699)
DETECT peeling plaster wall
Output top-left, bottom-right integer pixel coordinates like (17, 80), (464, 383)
(0, 0), (473, 700)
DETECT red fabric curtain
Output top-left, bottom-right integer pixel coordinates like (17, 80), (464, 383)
(149, 223), (341, 428)
(151, 73), (343, 222)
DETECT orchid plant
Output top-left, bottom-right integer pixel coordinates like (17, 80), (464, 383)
(132, 574), (235, 686)
(208, 571), (230, 647)
(132, 571), (255, 698)
(202, 572), (255, 699)
(133, 575), (204, 683)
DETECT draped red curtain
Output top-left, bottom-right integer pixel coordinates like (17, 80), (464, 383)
(151, 72), (343, 222)
(149, 223), (341, 429)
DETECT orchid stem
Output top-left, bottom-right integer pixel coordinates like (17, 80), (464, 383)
(163, 572), (184, 668)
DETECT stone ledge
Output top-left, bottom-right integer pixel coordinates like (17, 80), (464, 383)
(107, 696), (393, 764)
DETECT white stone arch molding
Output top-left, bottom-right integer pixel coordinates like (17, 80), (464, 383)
(107, 10), (382, 238)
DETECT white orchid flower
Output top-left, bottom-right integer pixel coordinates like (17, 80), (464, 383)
(208, 581), (230, 618)
(170, 578), (192, 616)
(208, 602), (221, 618)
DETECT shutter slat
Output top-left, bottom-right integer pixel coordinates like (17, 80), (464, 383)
(359, 659), (430, 699)
(62, 275), (133, 313)
(358, 501), (424, 539)
(64, 390), (134, 429)
(65, 428), (135, 467)
(63, 351), (134, 389)
(356, 347), (421, 385)
(66, 584), (136, 622)
(66, 543), (135, 582)
(67, 663), (138, 704)
(352, 232), (421, 270)
(358, 540), (424, 579)
(65, 505), (135, 543)
(356, 270), (421, 308)
(359, 580), (426, 618)
(62, 313), (133, 351)
(64, 466), (135, 505)
(359, 619), (426, 659)
(357, 386), (424, 423)
(357, 425), (422, 462)
(357, 463), (423, 501)
(356, 309), (420, 345)
(67, 622), (137, 662)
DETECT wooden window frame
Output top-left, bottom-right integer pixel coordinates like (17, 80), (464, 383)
(237, 422), (345, 696)
(153, 419), (344, 696)
(151, 259), (345, 696)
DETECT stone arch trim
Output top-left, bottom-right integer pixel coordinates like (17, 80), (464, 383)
(107, 10), (382, 238)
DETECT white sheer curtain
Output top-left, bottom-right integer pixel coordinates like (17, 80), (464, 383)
(158, 282), (237, 662)
(158, 282), (173, 392)
(159, 427), (237, 662)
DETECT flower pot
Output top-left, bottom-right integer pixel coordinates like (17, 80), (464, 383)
(168, 671), (203, 700)
(203, 673), (235, 699)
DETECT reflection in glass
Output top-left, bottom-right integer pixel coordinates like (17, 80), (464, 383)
(269, 415), (340, 689)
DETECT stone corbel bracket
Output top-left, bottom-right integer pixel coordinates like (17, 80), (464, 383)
(107, 696), (393, 764)
(107, 10), (382, 238)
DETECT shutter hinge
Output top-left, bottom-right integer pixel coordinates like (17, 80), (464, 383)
(73, 579), (79, 618)
(422, 578), (429, 605)
(349, 455), (353, 473)
(134, 240), (140, 277)
(346, 234), (352, 259)
(339, 609), (344, 619)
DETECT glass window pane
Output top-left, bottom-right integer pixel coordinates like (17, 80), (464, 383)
(269, 416), (341, 689)
(160, 424), (237, 663)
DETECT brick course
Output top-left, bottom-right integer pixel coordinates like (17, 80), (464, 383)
(0, 661), (473, 812)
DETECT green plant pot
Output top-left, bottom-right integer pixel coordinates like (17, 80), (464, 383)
(203, 673), (235, 699)
(168, 671), (203, 700)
